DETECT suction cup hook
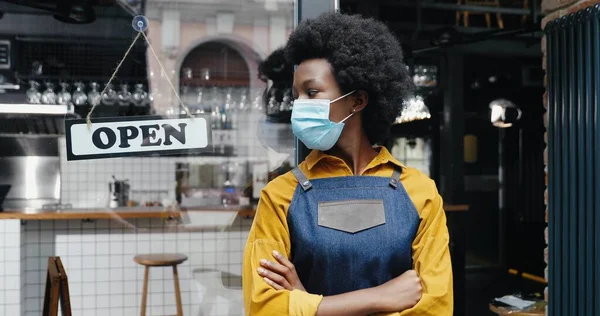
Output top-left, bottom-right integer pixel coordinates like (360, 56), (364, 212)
(132, 15), (149, 32)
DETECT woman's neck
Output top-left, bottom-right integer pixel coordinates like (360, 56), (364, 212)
(327, 128), (378, 175)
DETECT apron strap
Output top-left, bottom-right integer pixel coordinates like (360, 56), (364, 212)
(292, 167), (312, 191)
(389, 166), (402, 188)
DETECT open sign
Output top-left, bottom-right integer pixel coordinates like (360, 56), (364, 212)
(65, 115), (212, 160)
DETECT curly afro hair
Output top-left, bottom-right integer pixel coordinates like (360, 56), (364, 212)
(285, 12), (415, 145)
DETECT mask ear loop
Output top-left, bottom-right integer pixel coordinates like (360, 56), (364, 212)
(339, 109), (356, 124)
(330, 90), (357, 104)
(332, 90), (357, 124)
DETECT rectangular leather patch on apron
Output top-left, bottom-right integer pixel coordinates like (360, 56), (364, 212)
(318, 199), (386, 233)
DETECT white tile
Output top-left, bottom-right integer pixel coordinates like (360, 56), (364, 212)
(0, 290), (4, 305)
(69, 282), (82, 297)
(123, 307), (137, 315)
(82, 295), (96, 309)
(177, 240), (191, 253)
(96, 282), (110, 295)
(97, 294), (110, 308)
(97, 242), (110, 255)
(110, 241), (123, 255)
(110, 281), (124, 295)
(40, 230), (54, 242)
(164, 240), (177, 253)
(67, 268), (82, 283)
(110, 269), (123, 282)
(25, 298), (40, 311)
(123, 281), (138, 294)
(82, 255), (97, 269)
(66, 256), (82, 270)
(4, 248), (19, 261)
(97, 268), (110, 281)
(5, 290), (20, 304)
(24, 258), (39, 271)
(123, 294), (137, 307)
(136, 242), (150, 254)
(0, 277), (4, 290)
(25, 231), (39, 244)
(26, 270), (39, 284)
(110, 294), (124, 307)
(4, 233), (20, 247)
(4, 304), (20, 316)
(123, 242), (136, 255)
(123, 267), (137, 280)
(55, 243), (67, 256)
(110, 233), (123, 242)
(96, 256), (109, 268)
(5, 262), (19, 276)
(82, 243), (96, 256)
(82, 269), (96, 283)
(70, 295), (83, 309)
(82, 283), (96, 296)
(5, 220), (21, 233)
(40, 244), (54, 257)
(25, 243), (40, 258)
(55, 234), (68, 244)
(4, 276), (19, 289)
(67, 243), (82, 256)
(107, 303), (123, 316)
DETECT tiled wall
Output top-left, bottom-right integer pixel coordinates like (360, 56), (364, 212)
(0, 220), (22, 316)
(20, 214), (252, 316)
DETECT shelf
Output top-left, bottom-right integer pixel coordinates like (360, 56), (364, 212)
(0, 103), (75, 115)
(0, 205), (257, 220)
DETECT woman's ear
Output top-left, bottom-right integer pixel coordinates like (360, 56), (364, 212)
(351, 90), (369, 113)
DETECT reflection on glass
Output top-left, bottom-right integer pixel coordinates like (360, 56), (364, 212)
(87, 82), (101, 106)
(101, 83), (117, 106)
(132, 83), (148, 107)
(72, 82), (88, 107)
(56, 82), (72, 105)
(26, 80), (42, 104)
(41, 82), (57, 105)
(118, 84), (131, 107)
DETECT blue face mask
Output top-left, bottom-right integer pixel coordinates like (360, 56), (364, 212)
(291, 90), (356, 151)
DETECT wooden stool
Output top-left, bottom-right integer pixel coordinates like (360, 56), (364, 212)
(134, 253), (188, 316)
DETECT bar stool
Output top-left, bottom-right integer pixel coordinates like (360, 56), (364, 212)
(134, 253), (188, 316)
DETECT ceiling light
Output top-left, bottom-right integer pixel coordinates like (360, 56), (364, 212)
(489, 99), (521, 128)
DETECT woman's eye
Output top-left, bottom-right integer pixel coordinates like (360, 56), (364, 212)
(307, 90), (318, 97)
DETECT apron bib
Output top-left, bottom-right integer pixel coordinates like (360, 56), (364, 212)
(287, 167), (420, 296)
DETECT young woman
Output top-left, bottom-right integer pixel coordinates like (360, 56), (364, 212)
(242, 12), (453, 316)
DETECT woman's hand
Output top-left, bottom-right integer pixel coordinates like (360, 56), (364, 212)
(257, 250), (306, 292)
(374, 270), (422, 313)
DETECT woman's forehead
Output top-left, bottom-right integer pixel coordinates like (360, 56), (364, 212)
(293, 59), (335, 85)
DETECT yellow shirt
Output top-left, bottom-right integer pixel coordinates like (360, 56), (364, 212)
(242, 147), (453, 315)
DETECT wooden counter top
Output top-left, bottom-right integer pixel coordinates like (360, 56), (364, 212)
(0, 205), (256, 220)
(0, 203), (465, 220)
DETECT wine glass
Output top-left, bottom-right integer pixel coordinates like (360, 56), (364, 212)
(101, 84), (117, 106)
(132, 84), (148, 107)
(117, 84), (131, 107)
(72, 82), (88, 107)
(56, 82), (72, 105)
(41, 82), (57, 104)
(26, 80), (42, 104)
(87, 82), (101, 106)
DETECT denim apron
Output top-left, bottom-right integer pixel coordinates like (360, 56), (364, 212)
(287, 167), (420, 296)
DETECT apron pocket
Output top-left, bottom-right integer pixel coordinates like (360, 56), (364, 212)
(318, 199), (386, 233)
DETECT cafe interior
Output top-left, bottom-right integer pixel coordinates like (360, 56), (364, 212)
(0, 0), (586, 315)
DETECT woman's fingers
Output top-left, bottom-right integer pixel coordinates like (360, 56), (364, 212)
(272, 250), (296, 271)
(263, 276), (284, 290)
(257, 267), (292, 289)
